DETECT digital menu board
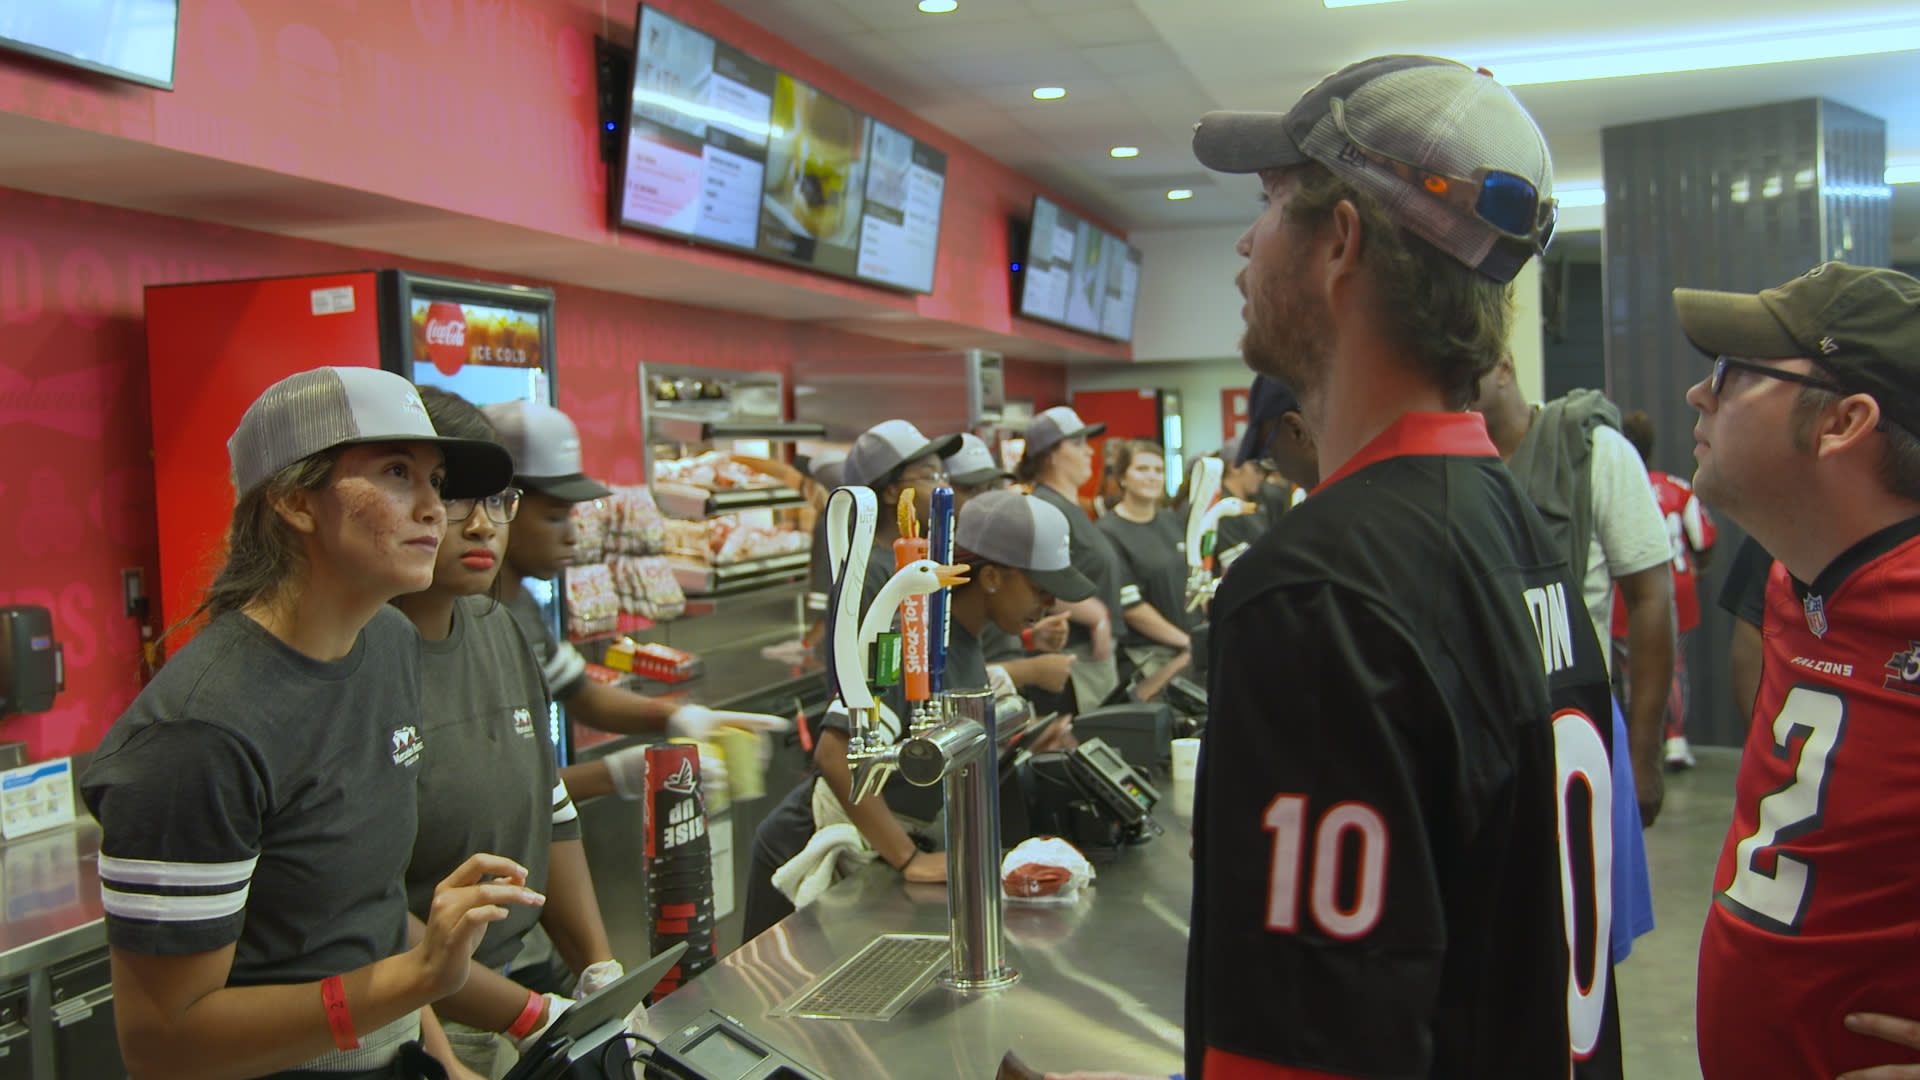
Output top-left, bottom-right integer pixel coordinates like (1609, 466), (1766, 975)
(1099, 243), (1142, 341)
(1015, 196), (1141, 341)
(1018, 196), (1079, 327)
(857, 121), (947, 293)
(757, 72), (869, 278)
(619, 6), (776, 250)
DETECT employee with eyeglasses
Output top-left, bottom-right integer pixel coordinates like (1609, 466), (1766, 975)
(392, 388), (621, 1074)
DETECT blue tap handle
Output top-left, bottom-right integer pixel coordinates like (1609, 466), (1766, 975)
(928, 486), (955, 694)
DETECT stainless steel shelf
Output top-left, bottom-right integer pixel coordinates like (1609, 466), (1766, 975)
(649, 415), (827, 444)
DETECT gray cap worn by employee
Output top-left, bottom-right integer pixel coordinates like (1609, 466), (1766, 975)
(1235, 376), (1304, 465)
(1191, 55), (1554, 284)
(1675, 262), (1920, 436)
(807, 449), (848, 491)
(227, 366), (512, 499)
(842, 420), (963, 489)
(943, 433), (1009, 487)
(956, 489), (1096, 603)
(1021, 405), (1107, 461)
(481, 399), (612, 503)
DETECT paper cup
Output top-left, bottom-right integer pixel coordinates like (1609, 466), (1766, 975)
(713, 727), (766, 802)
(1171, 737), (1201, 783)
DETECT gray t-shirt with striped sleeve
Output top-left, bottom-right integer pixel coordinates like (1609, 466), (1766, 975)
(81, 607), (424, 982)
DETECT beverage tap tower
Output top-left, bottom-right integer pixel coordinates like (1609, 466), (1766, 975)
(822, 485), (1017, 992)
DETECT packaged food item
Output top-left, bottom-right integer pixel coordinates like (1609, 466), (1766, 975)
(565, 563), (619, 638)
(1000, 836), (1095, 904)
(612, 555), (685, 620)
(606, 639), (699, 683)
(609, 485), (666, 555)
(570, 497), (612, 563)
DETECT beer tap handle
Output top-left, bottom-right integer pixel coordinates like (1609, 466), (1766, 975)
(825, 487), (878, 713)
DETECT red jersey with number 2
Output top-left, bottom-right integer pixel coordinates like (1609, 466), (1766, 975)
(1696, 522), (1920, 1080)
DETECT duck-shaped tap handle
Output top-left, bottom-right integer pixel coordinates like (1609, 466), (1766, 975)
(825, 486), (878, 712)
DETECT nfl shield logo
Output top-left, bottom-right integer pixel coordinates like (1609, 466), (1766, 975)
(1805, 595), (1828, 638)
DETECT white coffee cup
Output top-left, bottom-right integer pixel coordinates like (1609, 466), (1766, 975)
(1171, 737), (1201, 783)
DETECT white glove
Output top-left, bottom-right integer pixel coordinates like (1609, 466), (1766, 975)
(575, 959), (623, 997)
(699, 753), (729, 799)
(604, 744), (649, 801)
(667, 704), (791, 741)
(511, 993), (574, 1053)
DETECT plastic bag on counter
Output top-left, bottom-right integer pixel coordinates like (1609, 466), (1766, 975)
(565, 563), (619, 639)
(1001, 836), (1095, 904)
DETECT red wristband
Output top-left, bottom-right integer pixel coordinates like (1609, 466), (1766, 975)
(1021, 627), (1036, 651)
(505, 989), (546, 1041)
(320, 975), (359, 1051)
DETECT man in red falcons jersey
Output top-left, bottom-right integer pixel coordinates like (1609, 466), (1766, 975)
(1677, 263), (1920, 1080)
(1613, 410), (1718, 769)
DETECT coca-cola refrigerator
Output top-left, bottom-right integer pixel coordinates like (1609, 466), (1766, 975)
(145, 271), (557, 654)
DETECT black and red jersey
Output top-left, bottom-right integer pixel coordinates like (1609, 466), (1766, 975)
(1190, 412), (1621, 1080)
(1698, 518), (1920, 1080)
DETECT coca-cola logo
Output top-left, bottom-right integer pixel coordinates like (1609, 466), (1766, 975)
(424, 301), (467, 376)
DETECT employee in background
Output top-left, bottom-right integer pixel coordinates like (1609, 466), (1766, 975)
(83, 367), (534, 1080)
(743, 490), (1094, 941)
(1094, 439), (1195, 692)
(481, 399), (789, 805)
(947, 431), (1077, 703)
(394, 389), (622, 1075)
(1016, 406), (1124, 713)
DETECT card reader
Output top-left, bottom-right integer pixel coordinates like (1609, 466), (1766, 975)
(642, 1010), (832, 1080)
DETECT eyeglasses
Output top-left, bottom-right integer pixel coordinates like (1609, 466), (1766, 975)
(902, 467), (950, 487)
(1709, 356), (1848, 397)
(444, 487), (522, 524)
(1329, 97), (1556, 254)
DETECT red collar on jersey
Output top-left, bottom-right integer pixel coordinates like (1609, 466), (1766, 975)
(1315, 411), (1499, 494)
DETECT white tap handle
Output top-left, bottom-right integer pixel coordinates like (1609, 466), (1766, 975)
(1185, 457), (1224, 568)
(1196, 497), (1250, 545)
(826, 486), (877, 711)
(858, 559), (949, 651)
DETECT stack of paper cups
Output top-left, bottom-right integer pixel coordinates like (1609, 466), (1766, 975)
(1170, 737), (1201, 816)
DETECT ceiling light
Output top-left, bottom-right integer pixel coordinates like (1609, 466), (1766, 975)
(917, 0), (957, 11)
(1483, 16), (1920, 86)
(1889, 163), (1920, 185)
(1032, 86), (1066, 100)
(1324, 0), (1413, 6)
(1109, 146), (1140, 158)
(1167, 189), (1194, 201)
(1556, 186), (1606, 209)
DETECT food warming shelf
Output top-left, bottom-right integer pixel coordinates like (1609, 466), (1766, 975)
(668, 552), (811, 596)
(653, 483), (809, 520)
(649, 416), (827, 444)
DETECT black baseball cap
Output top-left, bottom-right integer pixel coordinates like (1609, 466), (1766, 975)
(1235, 376), (1303, 465)
(1674, 263), (1920, 435)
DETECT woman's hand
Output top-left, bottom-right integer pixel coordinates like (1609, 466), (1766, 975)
(411, 854), (544, 1000)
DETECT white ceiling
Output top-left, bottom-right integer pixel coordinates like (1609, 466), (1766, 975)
(718, 0), (1920, 251)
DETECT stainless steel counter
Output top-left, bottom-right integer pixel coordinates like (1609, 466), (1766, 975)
(0, 824), (103, 980)
(643, 808), (1193, 1080)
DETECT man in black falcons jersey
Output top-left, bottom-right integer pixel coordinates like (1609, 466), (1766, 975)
(1047, 57), (1622, 1080)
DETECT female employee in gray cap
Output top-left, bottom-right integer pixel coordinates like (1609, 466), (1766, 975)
(1016, 405), (1123, 711)
(83, 367), (534, 1080)
(743, 490), (1093, 941)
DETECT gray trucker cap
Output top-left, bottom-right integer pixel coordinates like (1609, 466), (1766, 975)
(481, 399), (612, 503)
(955, 489), (1094, 602)
(1021, 405), (1106, 460)
(842, 420), (963, 489)
(943, 433), (1009, 488)
(227, 367), (512, 499)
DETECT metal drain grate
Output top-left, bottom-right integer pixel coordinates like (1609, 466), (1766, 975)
(771, 934), (950, 1021)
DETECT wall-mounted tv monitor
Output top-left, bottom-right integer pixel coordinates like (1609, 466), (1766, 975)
(756, 72), (869, 278)
(856, 120), (947, 293)
(0, 0), (178, 90)
(619, 5), (777, 251)
(616, 4), (944, 295)
(1017, 195), (1137, 340)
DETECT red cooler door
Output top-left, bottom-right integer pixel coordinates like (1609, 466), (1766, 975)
(146, 272), (383, 652)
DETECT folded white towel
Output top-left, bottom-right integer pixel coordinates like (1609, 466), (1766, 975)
(772, 821), (878, 908)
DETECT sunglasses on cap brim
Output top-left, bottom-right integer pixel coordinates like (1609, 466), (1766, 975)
(1330, 98), (1556, 255)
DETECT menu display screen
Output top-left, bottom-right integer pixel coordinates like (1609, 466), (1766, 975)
(0, 0), (178, 90)
(616, 5), (947, 294)
(1016, 196), (1140, 341)
(856, 121), (947, 293)
(1099, 243), (1142, 341)
(756, 72), (869, 277)
(619, 7), (776, 250)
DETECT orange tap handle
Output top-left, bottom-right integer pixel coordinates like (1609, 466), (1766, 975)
(896, 536), (930, 701)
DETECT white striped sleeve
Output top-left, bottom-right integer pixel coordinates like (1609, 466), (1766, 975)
(550, 780), (583, 841)
(543, 640), (589, 699)
(98, 854), (256, 925)
(1119, 583), (1144, 608)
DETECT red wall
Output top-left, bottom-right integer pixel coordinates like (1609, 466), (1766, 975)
(0, 187), (1067, 761)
